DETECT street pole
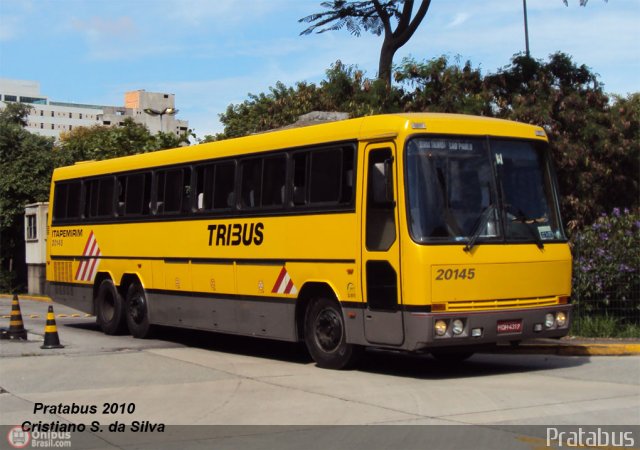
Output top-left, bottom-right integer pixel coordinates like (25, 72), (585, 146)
(523, 0), (531, 57)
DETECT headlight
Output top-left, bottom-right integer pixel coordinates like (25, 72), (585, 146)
(435, 320), (447, 336)
(544, 313), (555, 329)
(556, 312), (567, 327)
(452, 319), (464, 335)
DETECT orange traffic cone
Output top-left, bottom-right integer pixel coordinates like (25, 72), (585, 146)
(41, 305), (64, 349)
(6, 294), (28, 340)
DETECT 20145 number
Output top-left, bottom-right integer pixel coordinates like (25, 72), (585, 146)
(435, 268), (476, 281)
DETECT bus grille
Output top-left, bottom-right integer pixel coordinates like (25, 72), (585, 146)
(53, 261), (73, 283)
(445, 297), (559, 312)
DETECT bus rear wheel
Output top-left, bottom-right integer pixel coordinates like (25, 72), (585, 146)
(96, 279), (126, 335)
(125, 282), (154, 339)
(304, 296), (360, 370)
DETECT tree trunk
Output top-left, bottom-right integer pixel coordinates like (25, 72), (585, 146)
(378, 39), (396, 87)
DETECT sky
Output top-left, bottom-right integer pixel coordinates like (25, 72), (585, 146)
(0, 0), (638, 138)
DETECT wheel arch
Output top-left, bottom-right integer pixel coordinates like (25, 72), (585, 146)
(92, 271), (115, 314)
(295, 281), (342, 342)
(119, 273), (144, 298)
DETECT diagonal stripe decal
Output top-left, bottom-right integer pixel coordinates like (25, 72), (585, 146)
(75, 231), (101, 282)
(272, 266), (298, 295)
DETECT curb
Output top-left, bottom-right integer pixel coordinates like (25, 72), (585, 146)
(0, 294), (51, 303)
(494, 342), (640, 357)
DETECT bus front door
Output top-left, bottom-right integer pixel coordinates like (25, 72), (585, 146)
(361, 144), (404, 346)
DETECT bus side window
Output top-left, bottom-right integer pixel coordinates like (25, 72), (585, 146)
(97, 177), (115, 217)
(123, 173), (151, 216)
(292, 152), (308, 206)
(195, 164), (215, 212)
(262, 156), (286, 207)
(117, 176), (127, 215)
(158, 168), (188, 214)
(66, 182), (81, 220)
(341, 146), (355, 204)
(213, 161), (236, 210)
(154, 172), (166, 214)
(310, 149), (341, 204)
(53, 181), (81, 222)
(240, 158), (262, 209)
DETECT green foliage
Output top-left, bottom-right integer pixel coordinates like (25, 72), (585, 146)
(396, 56), (488, 115)
(484, 53), (638, 228)
(55, 117), (189, 165)
(572, 209), (640, 322)
(218, 52), (639, 231)
(0, 106), (187, 291)
(0, 103), (55, 291)
(216, 81), (322, 139)
(571, 315), (640, 338)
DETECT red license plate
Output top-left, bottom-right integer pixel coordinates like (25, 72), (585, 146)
(497, 320), (523, 334)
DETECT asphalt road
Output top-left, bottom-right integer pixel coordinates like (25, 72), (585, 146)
(1, 298), (639, 449)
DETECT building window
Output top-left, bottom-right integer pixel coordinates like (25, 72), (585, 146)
(51, 111), (54, 117)
(26, 214), (37, 240)
(69, 125), (72, 130)
(4, 95), (17, 102)
(79, 113), (83, 119)
(40, 110), (43, 116)
(69, 112), (72, 119)
(40, 123), (43, 129)
(51, 124), (54, 130)
(19, 96), (46, 105)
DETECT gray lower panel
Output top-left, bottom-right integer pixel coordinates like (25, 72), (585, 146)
(146, 292), (298, 342)
(46, 282), (94, 315)
(403, 305), (573, 351)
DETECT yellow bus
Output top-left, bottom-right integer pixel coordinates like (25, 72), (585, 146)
(46, 113), (572, 369)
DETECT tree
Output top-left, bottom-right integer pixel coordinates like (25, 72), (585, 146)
(484, 52), (638, 229)
(300, 0), (432, 85)
(55, 117), (189, 165)
(395, 55), (488, 115)
(0, 103), (55, 290)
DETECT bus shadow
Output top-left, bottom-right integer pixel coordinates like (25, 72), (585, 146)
(355, 348), (588, 380)
(65, 322), (312, 364)
(65, 322), (588, 378)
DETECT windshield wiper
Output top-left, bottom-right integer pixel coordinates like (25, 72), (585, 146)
(511, 208), (544, 249)
(464, 204), (496, 252)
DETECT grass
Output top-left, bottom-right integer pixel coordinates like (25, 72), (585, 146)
(571, 314), (640, 338)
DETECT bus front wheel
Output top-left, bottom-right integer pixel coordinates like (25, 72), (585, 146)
(125, 283), (154, 339)
(304, 297), (360, 369)
(96, 279), (126, 335)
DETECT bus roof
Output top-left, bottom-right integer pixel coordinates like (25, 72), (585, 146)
(52, 113), (548, 181)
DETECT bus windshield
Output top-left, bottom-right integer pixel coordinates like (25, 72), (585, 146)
(405, 136), (564, 245)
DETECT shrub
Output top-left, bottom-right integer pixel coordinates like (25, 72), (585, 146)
(572, 208), (640, 323)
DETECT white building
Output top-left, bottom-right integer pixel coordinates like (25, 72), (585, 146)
(0, 79), (189, 139)
(24, 203), (48, 295)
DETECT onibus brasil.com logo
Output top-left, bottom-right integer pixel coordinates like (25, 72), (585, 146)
(7, 426), (71, 448)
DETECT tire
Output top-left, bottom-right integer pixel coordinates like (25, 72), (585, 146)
(95, 279), (126, 335)
(125, 282), (154, 339)
(304, 296), (361, 369)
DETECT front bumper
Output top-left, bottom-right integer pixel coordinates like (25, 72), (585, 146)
(404, 305), (572, 351)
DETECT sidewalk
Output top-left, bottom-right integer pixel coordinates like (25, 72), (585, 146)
(494, 337), (640, 356)
(2, 294), (640, 356)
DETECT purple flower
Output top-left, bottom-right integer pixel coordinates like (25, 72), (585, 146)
(619, 264), (635, 273)
(599, 233), (609, 241)
(613, 207), (621, 217)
